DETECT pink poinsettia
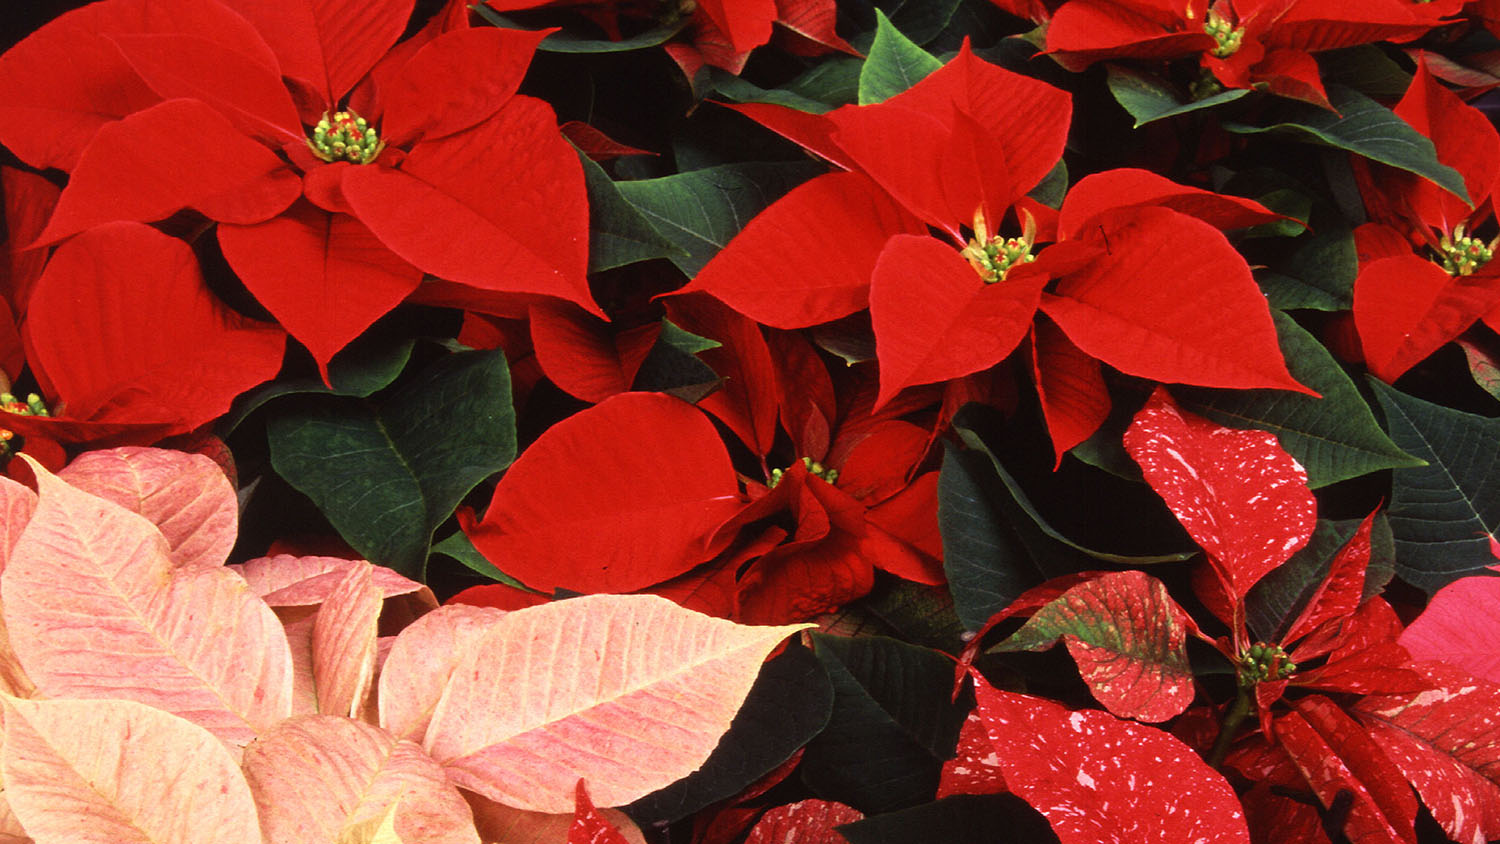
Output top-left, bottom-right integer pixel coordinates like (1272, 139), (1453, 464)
(0, 0), (596, 374)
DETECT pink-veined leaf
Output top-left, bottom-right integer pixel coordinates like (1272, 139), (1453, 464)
(1397, 571), (1500, 683)
(230, 554), (432, 606)
(312, 563), (382, 718)
(465, 393), (745, 594)
(1277, 696), (1420, 844)
(743, 799), (863, 844)
(0, 696), (260, 844)
(993, 570), (1195, 722)
(423, 593), (811, 812)
(1123, 387), (1316, 600)
(2, 458), (293, 745)
(241, 714), (480, 844)
(58, 446), (236, 569)
(466, 793), (647, 844)
(0, 477), (36, 698)
(378, 604), (507, 742)
(1354, 662), (1500, 844)
(968, 672), (1250, 844)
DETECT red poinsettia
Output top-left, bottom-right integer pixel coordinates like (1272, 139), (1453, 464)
(0, 0), (595, 374)
(483, 0), (853, 78)
(681, 44), (1308, 458)
(1045, 0), (1452, 107)
(1350, 54), (1500, 381)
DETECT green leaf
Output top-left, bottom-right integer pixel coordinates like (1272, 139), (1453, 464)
(580, 152), (681, 273)
(709, 58), (863, 114)
(939, 444), (1041, 632)
(1176, 310), (1423, 487)
(838, 795), (1057, 844)
(430, 530), (528, 587)
(856, 580), (968, 653)
(1370, 379), (1500, 592)
(1224, 84), (1470, 204)
(615, 161), (824, 275)
(1246, 515), (1396, 643)
(267, 350), (517, 579)
(800, 634), (969, 812)
(858, 10), (942, 105)
(1256, 227), (1358, 311)
(873, 0), (965, 46)
(625, 643), (833, 825)
(1458, 338), (1500, 404)
(658, 317), (720, 355)
(1316, 45), (1412, 98)
(1105, 64), (1250, 127)
(952, 415), (1196, 566)
(1027, 159), (1068, 210)
(220, 335), (415, 433)
(472, 7), (686, 53)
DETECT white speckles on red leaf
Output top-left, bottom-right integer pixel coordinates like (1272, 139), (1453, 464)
(1124, 388), (1315, 601)
(742, 798), (863, 844)
(967, 672), (1250, 844)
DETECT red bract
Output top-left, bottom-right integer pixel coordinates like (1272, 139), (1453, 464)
(0, 0), (595, 374)
(682, 46), (1306, 457)
(945, 671), (1252, 844)
(10, 222), (285, 446)
(1045, 0), (1443, 107)
(1351, 55), (1500, 381)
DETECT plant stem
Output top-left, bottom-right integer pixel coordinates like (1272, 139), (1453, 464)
(1208, 685), (1253, 768)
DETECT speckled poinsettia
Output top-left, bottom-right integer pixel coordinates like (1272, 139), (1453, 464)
(1349, 54), (1500, 382)
(1044, 0), (1455, 107)
(0, 0), (596, 374)
(681, 43), (1309, 458)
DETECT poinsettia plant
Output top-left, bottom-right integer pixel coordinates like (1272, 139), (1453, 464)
(2, 0), (1500, 842)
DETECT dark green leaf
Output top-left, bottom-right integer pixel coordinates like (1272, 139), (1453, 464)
(1105, 64), (1250, 127)
(430, 530), (528, 587)
(1257, 227), (1358, 311)
(857, 578), (967, 653)
(1370, 379), (1500, 592)
(709, 71), (839, 114)
(800, 634), (969, 812)
(1246, 515), (1396, 643)
(625, 643), (833, 825)
(658, 317), (720, 355)
(1027, 159), (1068, 210)
(838, 794), (1058, 844)
(940, 444), (1040, 632)
(1224, 85), (1469, 204)
(874, 0), (965, 46)
(615, 161), (824, 275)
(472, 7), (686, 53)
(859, 10), (942, 105)
(267, 350), (517, 579)
(580, 153), (681, 273)
(1176, 310), (1423, 487)
(1316, 45), (1412, 98)
(221, 336), (415, 433)
(952, 420), (1196, 565)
